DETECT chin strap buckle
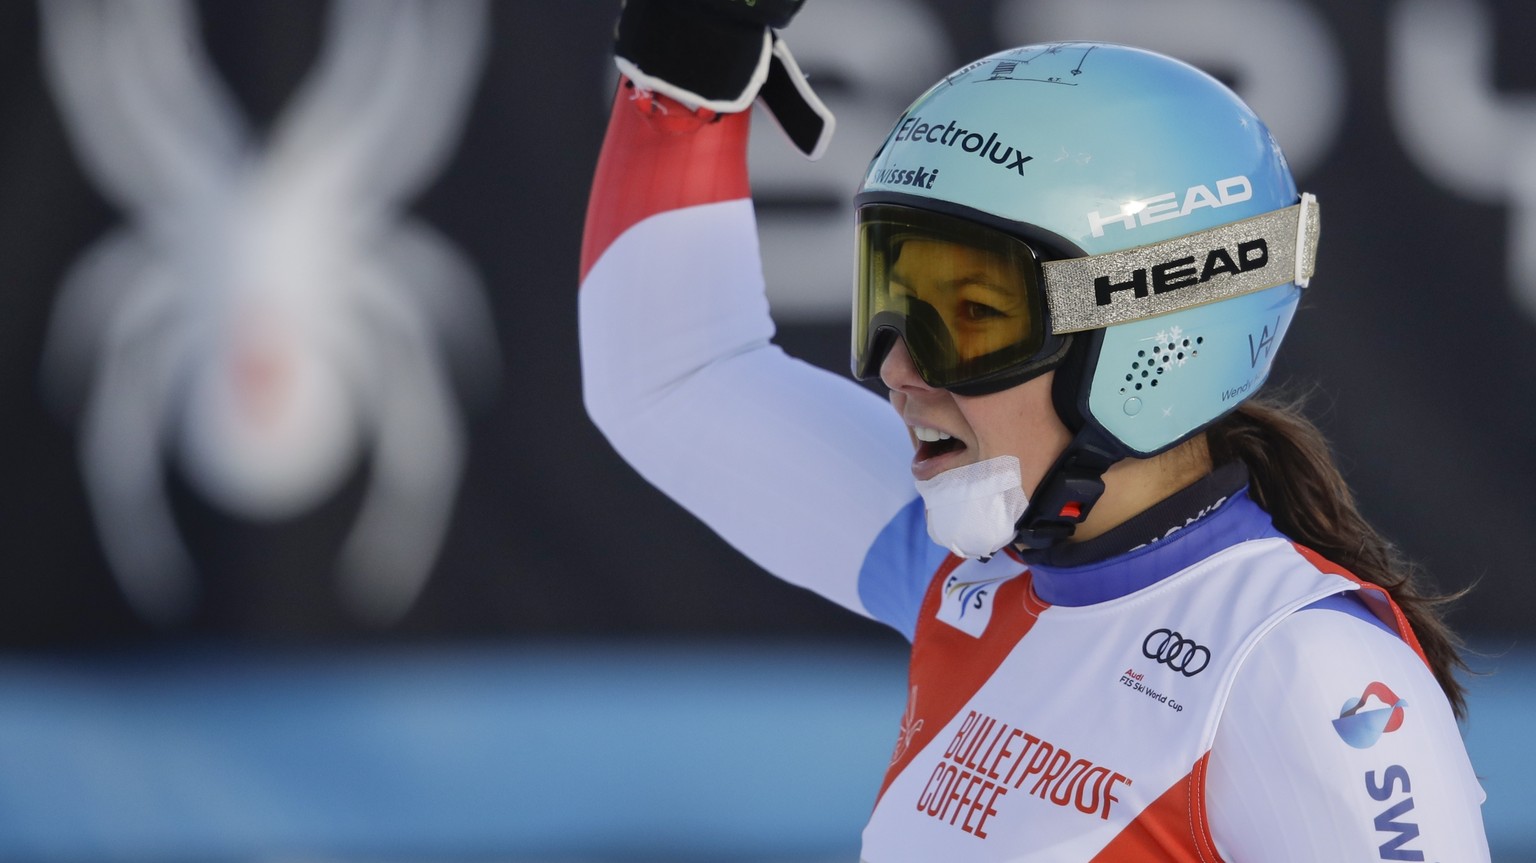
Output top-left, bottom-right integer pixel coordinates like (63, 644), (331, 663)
(1012, 430), (1121, 549)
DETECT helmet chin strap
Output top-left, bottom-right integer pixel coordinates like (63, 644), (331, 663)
(1011, 426), (1122, 549)
(1008, 319), (1122, 549)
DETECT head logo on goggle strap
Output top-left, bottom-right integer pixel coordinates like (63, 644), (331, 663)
(1332, 681), (1408, 749)
(1042, 195), (1319, 334)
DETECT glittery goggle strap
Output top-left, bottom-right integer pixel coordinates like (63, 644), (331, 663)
(1041, 194), (1319, 335)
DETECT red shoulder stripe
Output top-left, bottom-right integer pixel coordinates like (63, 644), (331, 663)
(579, 82), (752, 282)
(1088, 754), (1223, 862)
(1289, 541), (1432, 670)
(873, 560), (1044, 807)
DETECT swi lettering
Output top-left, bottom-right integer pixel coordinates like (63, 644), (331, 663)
(1366, 765), (1426, 861)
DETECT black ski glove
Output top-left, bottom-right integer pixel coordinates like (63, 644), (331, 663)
(614, 0), (835, 159)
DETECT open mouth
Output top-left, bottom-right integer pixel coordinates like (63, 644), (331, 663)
(913, 426), (966, 460)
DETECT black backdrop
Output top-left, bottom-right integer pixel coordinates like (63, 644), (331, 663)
(2, 0), (1533, 647)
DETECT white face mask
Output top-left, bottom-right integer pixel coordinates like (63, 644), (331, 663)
(914, 455), (1030, 560)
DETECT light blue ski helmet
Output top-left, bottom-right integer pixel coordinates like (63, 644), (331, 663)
(853, 42), (1318, 459)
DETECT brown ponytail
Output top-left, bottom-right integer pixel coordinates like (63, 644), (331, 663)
(1206, 395), (1471, 718)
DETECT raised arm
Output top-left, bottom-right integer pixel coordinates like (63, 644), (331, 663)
(578, 5), (923, 619)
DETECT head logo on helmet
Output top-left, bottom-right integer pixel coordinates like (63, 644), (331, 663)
(1086, 176), (1253, 239)
(852, 42), (1319, 545)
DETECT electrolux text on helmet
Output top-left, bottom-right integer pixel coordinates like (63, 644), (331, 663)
(893, 116), (1034, 177)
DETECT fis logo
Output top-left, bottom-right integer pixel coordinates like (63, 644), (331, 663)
(935, 558), (1018, 637)
(870, 165), (939, 190)
(1332, 681), (1408, 749)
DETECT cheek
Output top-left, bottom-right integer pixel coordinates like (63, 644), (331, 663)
(960, 386), (1072, 485)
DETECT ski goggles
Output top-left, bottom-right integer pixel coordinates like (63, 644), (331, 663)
(854, 203), (1054, 394)
(852, 196), (1319, 394)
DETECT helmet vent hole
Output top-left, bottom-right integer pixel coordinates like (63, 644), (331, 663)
(1127, 329), (1204, 383)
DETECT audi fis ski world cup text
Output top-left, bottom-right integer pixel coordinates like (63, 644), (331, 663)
(1117, 629), (1211, 715)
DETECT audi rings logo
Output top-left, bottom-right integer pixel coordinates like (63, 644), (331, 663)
(1142, 629), (1212, 677)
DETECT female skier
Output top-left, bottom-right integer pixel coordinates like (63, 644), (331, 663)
(579, 1), (1490, 858)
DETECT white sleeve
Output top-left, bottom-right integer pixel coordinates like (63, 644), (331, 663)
(1206, 599), (1490, 862)
(580, 199), (918, 616)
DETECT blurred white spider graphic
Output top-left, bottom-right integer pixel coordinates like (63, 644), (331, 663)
(39, 0), (499, 624)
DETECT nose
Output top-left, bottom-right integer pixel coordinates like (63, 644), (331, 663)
(879, 335), (933, 393)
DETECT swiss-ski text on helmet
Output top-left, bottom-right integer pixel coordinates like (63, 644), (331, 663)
(870, 165), (940, 190)
(893, 116), (1034, 177)
(1086, 177), (1253, 238)
(1092, 239), (1268, 307)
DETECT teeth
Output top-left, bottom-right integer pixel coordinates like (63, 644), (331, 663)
(913, 426), (952, 443)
